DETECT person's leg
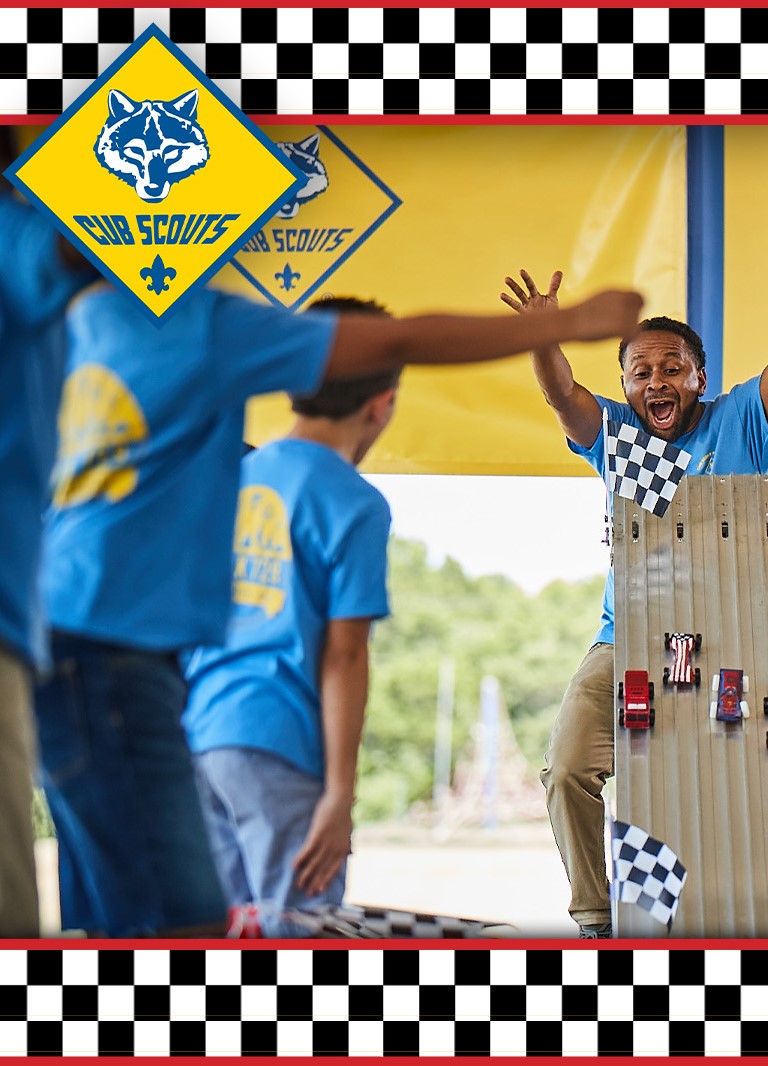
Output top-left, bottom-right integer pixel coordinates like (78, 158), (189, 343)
(36, 634), (226, 936)
(198, 748), (346, 937)
(110, 649), (227, 935)
(192, 757), (251, 906)
(540, 642), (615, 931)
(0, 647), (39, 936)
(36, 637), (166, 934)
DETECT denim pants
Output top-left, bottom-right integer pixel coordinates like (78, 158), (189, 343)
(35, 632), (226, 936)
(193, 747), (346, 938)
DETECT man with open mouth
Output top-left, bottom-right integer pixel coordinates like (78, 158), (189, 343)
(502, 268), (768, 939)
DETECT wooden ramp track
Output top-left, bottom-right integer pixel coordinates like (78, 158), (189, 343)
(613, 474), (768, 937)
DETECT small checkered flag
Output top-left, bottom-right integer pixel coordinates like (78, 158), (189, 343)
(603, 409), (692, 518)
(283, 903), (517, 939)
(611, 821), (687, 929)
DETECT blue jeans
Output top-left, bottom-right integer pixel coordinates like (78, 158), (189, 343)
(35, 633), (226, 936)
(193, 747), (346, 937)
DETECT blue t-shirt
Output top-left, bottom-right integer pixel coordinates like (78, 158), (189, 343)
(182, 439), (391, 779)
(570, 377), (768, 645)
(41, 285), (337, 651)
(0, 196), (92, 665)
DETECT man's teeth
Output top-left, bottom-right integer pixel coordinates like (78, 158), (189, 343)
(650, 403), (674, 424)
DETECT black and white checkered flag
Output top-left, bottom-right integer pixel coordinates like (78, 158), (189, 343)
(284, 903), (517, 939)
(603, 410), (692, 518)
(611, 821), (688, 929)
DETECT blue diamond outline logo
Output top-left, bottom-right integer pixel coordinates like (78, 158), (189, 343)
(2, 23), (309, 326)
(232, 126), (402, 311)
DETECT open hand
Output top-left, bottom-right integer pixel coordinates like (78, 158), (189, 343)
(501, 269), (562, 314)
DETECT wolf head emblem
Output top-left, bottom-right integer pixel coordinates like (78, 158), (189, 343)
(94, 89), (209, 203)
(276, 134), (329, 219)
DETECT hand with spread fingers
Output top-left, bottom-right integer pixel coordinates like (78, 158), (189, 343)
(502, 269), (563, 316)
(502, 269), (642, 344)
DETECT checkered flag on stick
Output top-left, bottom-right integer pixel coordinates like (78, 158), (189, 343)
(603, 409), (692, 518)
(611, 820), (688, 929)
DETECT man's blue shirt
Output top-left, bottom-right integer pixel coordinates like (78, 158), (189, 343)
(183, 439), (391, 779)
(42, 286), (337, 651)
(569, 377), (768, 645)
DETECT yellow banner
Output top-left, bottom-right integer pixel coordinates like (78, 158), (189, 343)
(223, 125), (686, 476)
(723, 127), (768, 391)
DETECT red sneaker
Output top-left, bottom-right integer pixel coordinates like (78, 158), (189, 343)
(226, 903), (263, 938)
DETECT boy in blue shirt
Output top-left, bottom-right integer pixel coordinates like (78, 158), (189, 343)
(36, 267), (641, 937)
(503, 268), (768, 938)
(184, 297), (396, 935)
(0, 129), (93, 935)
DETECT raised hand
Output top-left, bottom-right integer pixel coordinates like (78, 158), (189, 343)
(502, 269), (563, 314)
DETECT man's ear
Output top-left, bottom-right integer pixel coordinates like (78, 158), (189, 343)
(368, 388), (396, 427)
(620, 374), (627, 399)
(698, 367), (707, 396)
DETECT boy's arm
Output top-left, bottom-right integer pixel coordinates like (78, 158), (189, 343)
(323, 287), (643, 385)
(293, 617), (371, 897)
(502, 269), (605, 448)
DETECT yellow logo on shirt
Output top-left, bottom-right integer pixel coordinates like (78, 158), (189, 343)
(232, 485), (293, 618)
(53, 364), (148, 507)
(696, 451), (714, 474)
(5, 26), (304, 322)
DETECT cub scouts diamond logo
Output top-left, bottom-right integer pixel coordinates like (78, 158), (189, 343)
(4, 25), (305, 322)
(232, 126), (401, 310)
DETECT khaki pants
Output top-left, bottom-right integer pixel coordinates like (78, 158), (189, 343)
(540, 642), (614, 928)
(0, 647), (39, 936)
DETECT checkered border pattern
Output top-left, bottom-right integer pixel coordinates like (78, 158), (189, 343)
(1, 946), (767, 1056)
(2, 8), (768, 115)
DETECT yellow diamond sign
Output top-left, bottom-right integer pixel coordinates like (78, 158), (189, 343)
(5, 25), (305, 322)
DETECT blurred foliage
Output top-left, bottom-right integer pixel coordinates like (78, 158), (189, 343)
(356, 536), (605, 823)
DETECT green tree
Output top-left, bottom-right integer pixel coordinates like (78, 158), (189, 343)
(356, 536), (605, 823)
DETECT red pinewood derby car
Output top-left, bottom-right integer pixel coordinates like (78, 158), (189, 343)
(618, 669), (655, 729)
(663, 631), (702, 686)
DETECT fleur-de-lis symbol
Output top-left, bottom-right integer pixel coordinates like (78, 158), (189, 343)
(140, 254), (177, 295)
(275, 263), (301, 292)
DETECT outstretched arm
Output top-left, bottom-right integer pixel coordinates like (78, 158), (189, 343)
(292, 618), (371, 897)
(501, 269), (605, 448)
(323, 285), (642, 395)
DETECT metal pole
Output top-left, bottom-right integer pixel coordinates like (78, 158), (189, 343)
(433, 656), (455, 814)
(481, 675), (500, 829)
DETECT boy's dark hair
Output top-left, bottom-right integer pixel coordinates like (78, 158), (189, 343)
(291, 295), (401, 419)
(618, 316), (706, 371)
